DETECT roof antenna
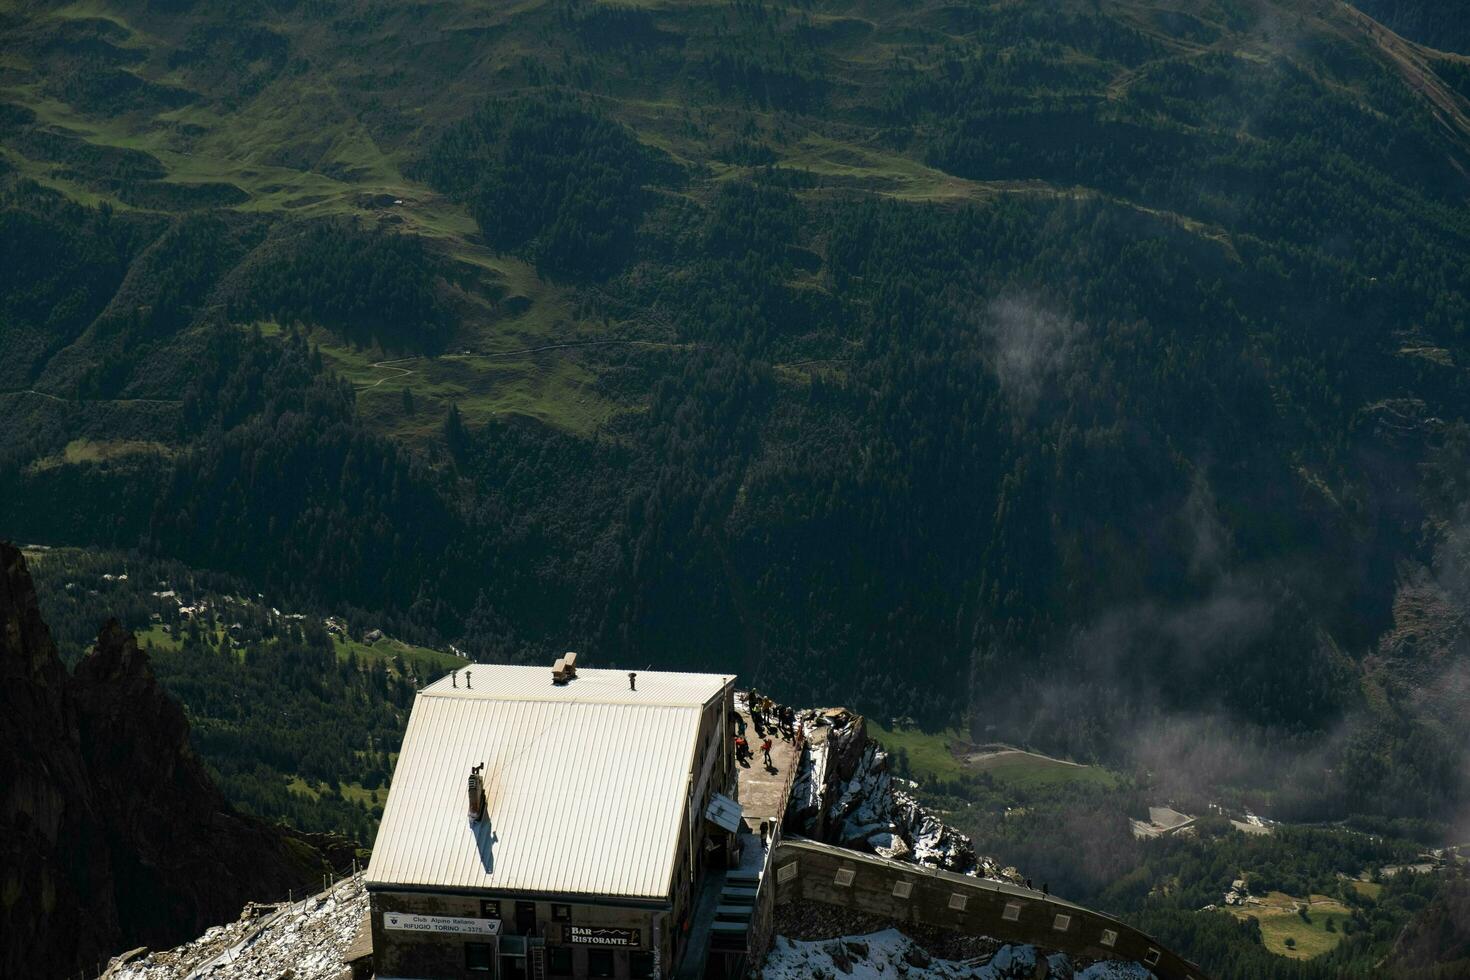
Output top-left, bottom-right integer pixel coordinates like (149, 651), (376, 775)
(628, 671), (637, 691)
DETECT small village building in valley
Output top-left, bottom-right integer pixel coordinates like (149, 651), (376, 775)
(365, 658), (745, 980)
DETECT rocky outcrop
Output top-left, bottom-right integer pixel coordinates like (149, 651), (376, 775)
(107, 874), (370, 980)
(786, 708), (1002, 878)
(1385, 873), (1470, 976)
(0, 542), (349, 980)
(0, 542), (116, 979)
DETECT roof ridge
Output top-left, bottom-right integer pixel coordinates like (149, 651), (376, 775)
(419, 690), (708, 709)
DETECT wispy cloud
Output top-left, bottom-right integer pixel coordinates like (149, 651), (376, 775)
(980, 293), (1083, 411)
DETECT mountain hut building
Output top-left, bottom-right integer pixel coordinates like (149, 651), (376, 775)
(365, 660), (743, 980)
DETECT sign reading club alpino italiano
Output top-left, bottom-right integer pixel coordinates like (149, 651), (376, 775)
(383, 912), (501, 936)
(566, 925), (641, 947)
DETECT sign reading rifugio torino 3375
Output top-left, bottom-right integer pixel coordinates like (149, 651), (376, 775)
(566, 925), (641, 946)
(383, 912), (502, 936)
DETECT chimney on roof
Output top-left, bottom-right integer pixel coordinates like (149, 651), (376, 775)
(628, 671), (637, 691)
(552, 651), (578, 685)
(468, 763), (486, 823)
(464, 670), (472, 690)
(452, 670), (457, 689)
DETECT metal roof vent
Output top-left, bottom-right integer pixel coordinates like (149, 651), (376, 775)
(628, 671), (637, 691)
(552, 651), (578, 685)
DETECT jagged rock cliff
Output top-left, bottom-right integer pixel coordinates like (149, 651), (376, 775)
(788, 708), (1009, 879)
(0, 542), (349, 980)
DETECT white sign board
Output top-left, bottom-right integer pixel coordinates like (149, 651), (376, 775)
(383, 912), (502, 936)
(704, 793), (742, 833)
(567, 925), (641, 947)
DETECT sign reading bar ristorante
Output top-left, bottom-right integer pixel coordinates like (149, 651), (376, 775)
(383, 912), (502, 937)
(566, 925), (641, 947)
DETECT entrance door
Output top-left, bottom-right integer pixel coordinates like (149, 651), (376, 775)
(500, 934), (529, 980)
(516, 901), (538, 935)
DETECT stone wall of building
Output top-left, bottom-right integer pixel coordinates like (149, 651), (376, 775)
(768, 839), (1209, 980)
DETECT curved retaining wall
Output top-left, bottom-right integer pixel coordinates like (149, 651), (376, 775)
(769, 838), (1209, 980)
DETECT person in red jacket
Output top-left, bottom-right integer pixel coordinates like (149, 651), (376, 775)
(761, 737), (774, 769)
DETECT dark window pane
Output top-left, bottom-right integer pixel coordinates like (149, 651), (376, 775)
(588, 949), (615, 977)
(466, 942), (495, 972)
(549, 946), (574, 974)
(631, 950), (656, 978)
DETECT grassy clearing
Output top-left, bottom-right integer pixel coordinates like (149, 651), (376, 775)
(968, 750), (1119, 790)
(869, 720), (1117, 789)
(137, 623), (254, 660)
(136, 623), (184, 652)
(329, 633), (462, 675)
(136, 615), (457, 677)
(286, 775), (322, 800)
(773, 132), (993, 201)
(304, 328), (628, 440)
(433, 352), (617, 436)
(63, 438), (172, 464)
(339, 781), (385, 808)
(1231, 892), (1352, 959)
(1349, 879), (1383, 899)
(26, 438), (173, 472)
(288, 775), (385, 809)
(868, 720), (972, 782)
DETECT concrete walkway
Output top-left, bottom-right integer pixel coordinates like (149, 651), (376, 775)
(733, 693), (799, 833)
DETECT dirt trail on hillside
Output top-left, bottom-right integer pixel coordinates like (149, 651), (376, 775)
(1342, 2), (1470, 148)
(960, 744), (1086, 769)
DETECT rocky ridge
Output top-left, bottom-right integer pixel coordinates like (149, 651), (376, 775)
(105, 873), (368, 980)
(789, 708), (1011, 879)
(0, 542), (350, 980)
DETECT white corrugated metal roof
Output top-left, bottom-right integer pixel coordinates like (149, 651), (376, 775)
(366, 665), (732, 899)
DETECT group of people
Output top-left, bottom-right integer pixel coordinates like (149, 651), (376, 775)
(747, 689), (798, 742)
(730, 689), (803, 772)
(732, 733), (772, 769)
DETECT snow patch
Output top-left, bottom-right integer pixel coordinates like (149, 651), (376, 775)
(762, 930), (1104, 980)
(1076, 962), (1159, 979)
(762, 928), (1155, 980)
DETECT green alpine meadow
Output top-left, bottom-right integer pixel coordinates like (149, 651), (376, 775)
(3, 0), (1470, 975)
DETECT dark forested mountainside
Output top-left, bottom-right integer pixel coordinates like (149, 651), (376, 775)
(4, 0), (1470, 846)
(22, 545), (442, 842)
(0, 543), (353, 980)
